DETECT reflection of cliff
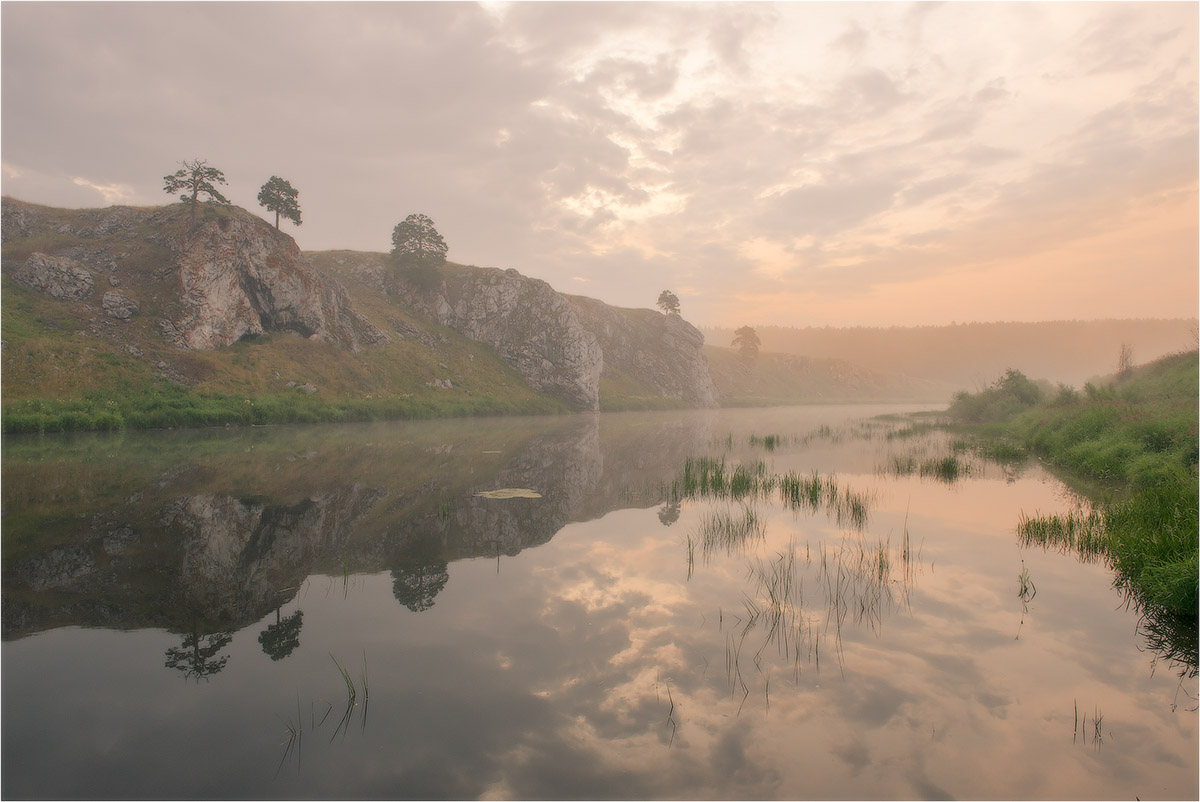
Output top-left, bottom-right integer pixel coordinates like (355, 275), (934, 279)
(2, 482), (388, 640)
(2, 412), (719, 644)
(163, 484), (388, 623)
(385, 417), (604, 563)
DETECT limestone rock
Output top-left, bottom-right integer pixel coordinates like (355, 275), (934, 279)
(0, 198), (388, 354)
(568, 296), (719, 407)
(102, 290), (139, 320)
(12, 253), (95, 301)
(400, 267), (603, 411)
(165, 210), (389, 352)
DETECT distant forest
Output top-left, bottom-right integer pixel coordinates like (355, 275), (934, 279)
(702, 319), (1198, 390)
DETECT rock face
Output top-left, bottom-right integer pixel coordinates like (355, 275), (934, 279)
(0, 198), (387, 353)
(160, 209), (388, 351)
(399, 267), (604, 411)
(393, 265), (719, 411)
(568, 296), (719, 407)
(12, 253), (95, 301)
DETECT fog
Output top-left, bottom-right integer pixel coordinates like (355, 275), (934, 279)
(3, 2), (1196, 328)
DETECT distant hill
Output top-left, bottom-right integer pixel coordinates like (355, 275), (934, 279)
(702, 320), (1197, 391)
(704, 346), (954, 406)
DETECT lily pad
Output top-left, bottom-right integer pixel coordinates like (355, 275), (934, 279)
(474, 488), (542, 499)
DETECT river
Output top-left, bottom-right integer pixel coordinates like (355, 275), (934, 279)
(2, 405), (1196, 799)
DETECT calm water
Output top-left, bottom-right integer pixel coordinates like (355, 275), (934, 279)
(3, 406), (1196, 800)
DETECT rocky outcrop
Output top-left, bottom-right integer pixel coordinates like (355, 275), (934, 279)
(159, 208), (388, 351)
(399, 267), (603, 411)
(392, 266), (719, 411)
(102, 290), (139, 320)
(11, 253), (95, 301)
(568, 296), (719, 407)
(0, 198), (387, 353)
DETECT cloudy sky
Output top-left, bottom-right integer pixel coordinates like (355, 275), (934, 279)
(3, 2), (1196, 328)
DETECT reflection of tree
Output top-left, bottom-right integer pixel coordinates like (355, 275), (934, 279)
(658, 500), (681, 527)
(165, 622), (233, 681)
(391, 536), (449, 613)
(259, 609), (304, 661)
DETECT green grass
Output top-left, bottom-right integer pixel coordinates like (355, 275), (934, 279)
(2, 384), (564, 433)
(950, 351), (1199, 621)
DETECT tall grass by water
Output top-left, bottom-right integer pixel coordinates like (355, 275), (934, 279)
(2, 385), (564, 433)
(949, 352), (1199, 623)
(671, 456), (872, 532)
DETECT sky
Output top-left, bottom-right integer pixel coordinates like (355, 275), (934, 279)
(2, 1), (1197, 329)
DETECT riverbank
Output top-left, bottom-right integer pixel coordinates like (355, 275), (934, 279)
(946, 350), (1198, 620)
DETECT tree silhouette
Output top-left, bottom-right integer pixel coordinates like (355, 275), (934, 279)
(163, 159), (229, 220)
(390, 535), (449, 612)
(391, 213), (448, 289)
(258, 608), (304, 661)
(165, 623), (233, 681)
(657, 290), (680, 316)
(732, 325), (761, 363)
(257, 176), (302, 229)
(658, 500), (681, 526)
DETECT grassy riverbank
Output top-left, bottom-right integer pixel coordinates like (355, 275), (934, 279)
(947, 351), (1198, 620)
(1, 384), (565, 434)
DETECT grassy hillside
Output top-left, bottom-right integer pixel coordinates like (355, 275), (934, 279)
(947, 350), (1199, 621)
(704, 345), (954, 406)
(1, 212), (568, 432)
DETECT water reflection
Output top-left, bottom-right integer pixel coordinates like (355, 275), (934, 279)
(164, 626), (233, 681)
(390, 535), (449, 612)
(259, 609), (304, 661)
(2, 406), (1197, 800)
(2, 412), (718, 649)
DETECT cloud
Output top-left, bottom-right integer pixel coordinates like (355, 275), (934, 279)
(71, 177), (134, 205)
(1, 2), (1195, 326)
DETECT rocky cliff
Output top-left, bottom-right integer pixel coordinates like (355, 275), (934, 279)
(567, 296), (719, 408)
(2, 198), (387, 352)
(2, 198), (721, 413)
(396, 266), (604, 411)
(315, 252), (721, 412)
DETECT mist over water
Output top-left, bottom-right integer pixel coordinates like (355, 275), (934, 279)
(3, 407), (1195, 799)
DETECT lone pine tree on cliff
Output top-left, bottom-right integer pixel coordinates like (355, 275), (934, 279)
(391, 213), (448, 288)
(657, 290), (681, 315)
(257, 176), (302, 229)
(163, 159), (229, 220)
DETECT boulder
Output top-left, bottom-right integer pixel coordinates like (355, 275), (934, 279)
(12, 253), (95, 301)
(102, 290), (139, 320)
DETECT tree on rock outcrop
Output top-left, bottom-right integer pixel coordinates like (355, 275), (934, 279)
(732, 325), (760, 364)
(391, 213), (448, 289)
(163, 159), (229, 220)
(257, 176), (302, 229)
(657, 290), (681, 316)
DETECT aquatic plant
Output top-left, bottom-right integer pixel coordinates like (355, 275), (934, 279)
(692, 503), (766, 560)
(777, 470), (871, 530)
(1017, 560), (1037, 602)
(920, 455), (969, 483)
(1017, 509), (1105, 562)
(749, 434), (784, 451)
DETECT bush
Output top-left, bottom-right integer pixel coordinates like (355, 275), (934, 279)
(948, 369), (1043, 424)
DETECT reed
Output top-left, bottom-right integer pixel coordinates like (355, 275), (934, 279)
(1017, 510), (1105, 562)
(693, 503), (766, 559)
